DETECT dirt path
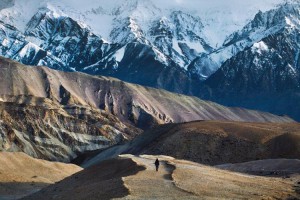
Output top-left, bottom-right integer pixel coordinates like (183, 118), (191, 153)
(116, 155), (300, 200)
(116, 155), (199, 200)
(20, 154), (300, 200)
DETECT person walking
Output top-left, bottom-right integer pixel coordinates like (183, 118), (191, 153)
(154, 158), (160, 172)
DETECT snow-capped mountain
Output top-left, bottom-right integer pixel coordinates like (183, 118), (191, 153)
(25, 8), (119, 71)
(1, 0), (300, 120)
(202, 2), (300, 120)
(0, 0), (290, 89)
(205, 1), (300, 66)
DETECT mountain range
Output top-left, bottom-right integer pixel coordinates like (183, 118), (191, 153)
(0, 0), (300, 120)
(1, 1), (300, 199)
(202, 2), (300, 120)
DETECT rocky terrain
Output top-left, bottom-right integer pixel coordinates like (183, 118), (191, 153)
(0, 0), (217, 95)
(0, 57), (294, 162)
(23, 155), (300, 200)
(0, 0), (299, 121)
(0, 1), (299, 199)
(83, 121), (300, 167)
(0, 0), (300, 121)
(0, 99), (140, 162)
(0, 152), (82, 200)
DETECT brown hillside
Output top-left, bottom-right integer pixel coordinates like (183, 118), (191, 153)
(0, 56), (293, 128)
(84, 121), (300, 166)
(0, 152), (81, 200)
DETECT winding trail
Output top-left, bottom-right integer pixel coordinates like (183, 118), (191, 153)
(116, 155), (299, 200)
(21, 154), (300, 200)
(117, 155), (200, 200)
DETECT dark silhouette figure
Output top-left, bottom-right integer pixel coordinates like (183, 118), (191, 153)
(154, 158), (160, 172)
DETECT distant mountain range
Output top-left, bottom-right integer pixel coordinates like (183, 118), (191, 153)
(0, 0), (299, 120)
(202, 3), (300, 120)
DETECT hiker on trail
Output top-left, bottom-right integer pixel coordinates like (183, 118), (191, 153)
(154, 158), (160, 172)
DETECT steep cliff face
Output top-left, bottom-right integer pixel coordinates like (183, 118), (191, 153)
(0, 96), (140, 162)
(0, 20), (63, 69)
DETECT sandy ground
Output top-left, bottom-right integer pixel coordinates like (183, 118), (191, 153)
(22, 158), (145, 200)
(117, 155), (199, 200)
(0, 152), (82, 199)
(118, 155), (300, 200)
(217, 159), (300, 176)
(22, 154), (300, 200)
(172, 160), (298, 199)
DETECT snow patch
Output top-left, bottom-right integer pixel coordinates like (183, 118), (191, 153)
(287, 64), (297, 74)
(46, 3), (68, 18)
(0, 0), (47, 32)
(285, 16), (300, 28)
(184, 40), (204, 53)
(26, 36), (44, 47)
(115, 46), (126, 62)
(2, 38), (9, 47)
(252, 41), (269, 54)
(153, 47), (168, 65)
(18, 42), (40, 58)
(253, 57), (261, 66)
(172, 40), (183, 55)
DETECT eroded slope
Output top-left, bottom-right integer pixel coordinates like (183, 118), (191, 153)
(0, 56), (293, 127)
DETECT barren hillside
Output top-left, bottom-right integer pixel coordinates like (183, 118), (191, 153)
(84, 121), (300, 166)
(0, 152), (82, 200)
(0, 57), (294, 162)
(0, 56), (293, 128)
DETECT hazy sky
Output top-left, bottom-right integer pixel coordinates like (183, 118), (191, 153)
(151, 0), (286, 10)
(46, 0), (287, 11)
